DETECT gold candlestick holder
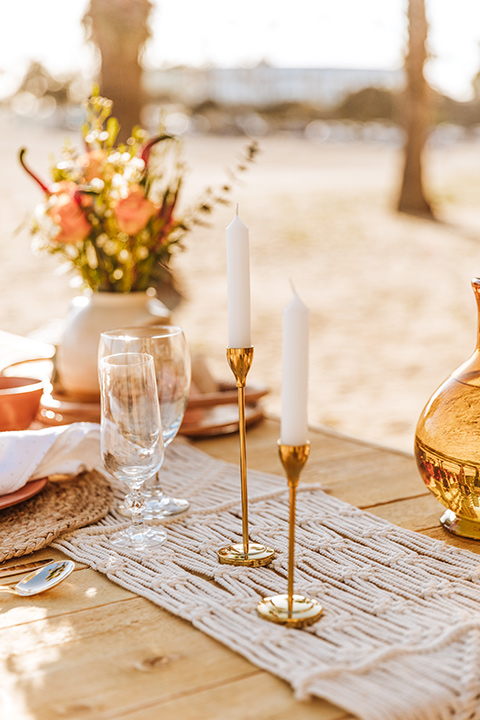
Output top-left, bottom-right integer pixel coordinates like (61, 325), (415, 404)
(257, 441), (323, 628)
(217, 347), (275, 567)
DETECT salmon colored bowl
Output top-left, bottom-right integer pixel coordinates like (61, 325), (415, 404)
(0, 377), (44, 431)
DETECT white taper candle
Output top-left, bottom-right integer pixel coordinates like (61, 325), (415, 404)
(281, 285), (309, 445)
(226, 205), (252, 348)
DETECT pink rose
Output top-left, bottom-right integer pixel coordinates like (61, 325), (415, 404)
(78, 150), (107, 182)
(114, 186), (157, 236)
(48, 192), (91, 244)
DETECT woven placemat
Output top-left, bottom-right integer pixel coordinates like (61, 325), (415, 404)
(0, 470), (113, 561)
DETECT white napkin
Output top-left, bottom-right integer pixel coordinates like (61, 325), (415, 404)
(0, 422), (102, 496)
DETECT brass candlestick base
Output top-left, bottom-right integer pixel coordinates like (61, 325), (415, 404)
(218, 542), (276, 567)
(217, 347), (275, 567)
(257, 593), (323, 628)
(257, 442), (323, 628)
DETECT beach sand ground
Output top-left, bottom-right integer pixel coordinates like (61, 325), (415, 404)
(2, 111), (480, 453)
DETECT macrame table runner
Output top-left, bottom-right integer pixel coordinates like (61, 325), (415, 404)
(52, 440), (480, 720)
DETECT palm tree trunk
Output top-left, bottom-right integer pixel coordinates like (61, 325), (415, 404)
(84, 0), (152, 142)
(397, 0), (433, 217)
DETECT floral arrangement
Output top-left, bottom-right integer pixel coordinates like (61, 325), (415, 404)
(20, 90), (258, 300)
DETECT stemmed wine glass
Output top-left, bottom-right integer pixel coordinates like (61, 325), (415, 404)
(99, 352), (167, 549)
(99, 326), (191, 517)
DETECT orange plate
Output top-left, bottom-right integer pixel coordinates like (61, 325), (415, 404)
(179, 403), (264, 438)
(187, 383), (269, 409)
(0, 477), (48, 511)
(38, 383), (269, 428)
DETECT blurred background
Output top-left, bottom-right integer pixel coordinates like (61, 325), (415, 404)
(2, 0), (480, 452)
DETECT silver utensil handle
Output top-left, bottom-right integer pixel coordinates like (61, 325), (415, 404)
(0, 558), (55, 579)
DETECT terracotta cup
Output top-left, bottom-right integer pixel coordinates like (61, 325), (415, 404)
(0, 377), (44, 431)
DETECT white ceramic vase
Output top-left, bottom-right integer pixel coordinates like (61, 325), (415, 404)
(55, 291), (170, 399)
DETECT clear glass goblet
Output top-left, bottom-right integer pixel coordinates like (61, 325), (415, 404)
(99, 352), (167, 549)
(99, 326), (191, 517)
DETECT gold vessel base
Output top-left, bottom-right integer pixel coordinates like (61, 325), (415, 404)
(257, 593), (323, 628)
(217, 542), (275, 567)
(440, 509), (480, 540)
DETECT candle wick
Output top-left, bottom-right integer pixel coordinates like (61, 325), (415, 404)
(235, 203), (239, 216)
(289, 278), (297, 295)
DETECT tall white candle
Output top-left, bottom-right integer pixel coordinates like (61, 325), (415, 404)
(226, 205), (252, 348)
(281, 286), (309, 446)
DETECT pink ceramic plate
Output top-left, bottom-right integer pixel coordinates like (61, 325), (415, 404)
(0, 477), (48, 511)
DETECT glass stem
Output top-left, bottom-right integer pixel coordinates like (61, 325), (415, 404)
(129, 486), (146, 529)
(150, 471), (165, 499)
(142, 470), (165, 499)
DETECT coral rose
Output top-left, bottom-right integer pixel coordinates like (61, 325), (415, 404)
(114, 186), (157, 236)
(78, 149), (107, 182)
(48, 192), (91, 244)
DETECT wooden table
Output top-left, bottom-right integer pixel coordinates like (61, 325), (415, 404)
(2, 416), (479, 720)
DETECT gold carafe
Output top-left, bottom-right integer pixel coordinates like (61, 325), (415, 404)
(415, 277), (480, 539)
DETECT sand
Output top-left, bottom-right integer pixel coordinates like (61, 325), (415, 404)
(2, 110), (480, 453)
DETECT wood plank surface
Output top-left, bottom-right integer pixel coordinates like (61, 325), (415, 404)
(1, 415), (476, 720)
